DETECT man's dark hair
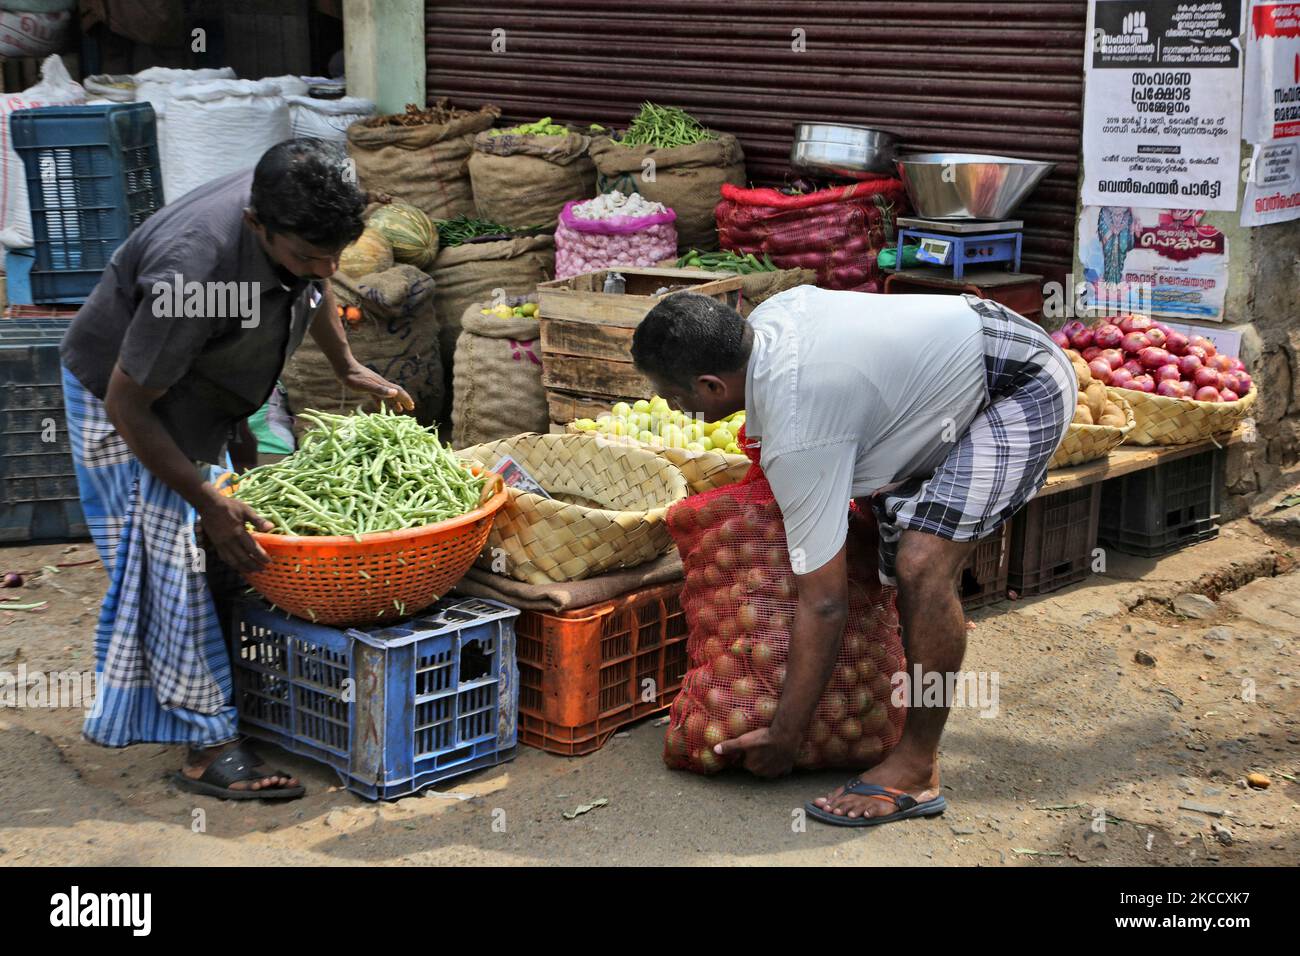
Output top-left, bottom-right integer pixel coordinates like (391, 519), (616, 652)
(249, 138), (366, 249)
(631, 293), (749, 390)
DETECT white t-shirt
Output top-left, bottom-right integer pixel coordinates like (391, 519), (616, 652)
(744, 286), (988, 574)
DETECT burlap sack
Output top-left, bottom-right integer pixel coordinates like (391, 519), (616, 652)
(589, 133), (746, 252)
(452, 301), (549, 448)
(281, 265), (444, 431)
(469, 130), (596, 229)
(431, 234), (555, 364)
(737, 267), (817, 316)
(346, 107), (497, 221)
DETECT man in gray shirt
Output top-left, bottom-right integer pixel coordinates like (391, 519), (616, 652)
(633, 286), (1073, 826)
(60, 139), (412, 801)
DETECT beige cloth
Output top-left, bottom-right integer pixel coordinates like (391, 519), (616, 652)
(453, 551), (683, 612)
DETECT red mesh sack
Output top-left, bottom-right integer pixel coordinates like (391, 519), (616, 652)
(714, 180), (908, 293)
(663, 426), (906, 774)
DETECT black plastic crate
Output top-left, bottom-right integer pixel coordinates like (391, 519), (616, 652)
(960, 523), (1009, 610)
(1098, 450), (1223, 558)
(1008, 484), (1103, 596)
(0, 318), (87, 542)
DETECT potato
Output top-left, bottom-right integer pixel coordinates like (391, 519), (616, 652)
(1072, 404), (1094, 425)
(1071, 358), (1092, 386)
(1084, 381), (1107, 421)
(1098, 410), (1127, 427)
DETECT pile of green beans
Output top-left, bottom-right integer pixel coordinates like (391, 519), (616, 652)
(618, 103), (716, 149)
(676, 249), (777, 274)
(232, 407), (485, 537)
(433, 215), (549, 247)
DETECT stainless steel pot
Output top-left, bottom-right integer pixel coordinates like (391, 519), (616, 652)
(896, 152), (1054, 219)
(790, 123), (897, 178)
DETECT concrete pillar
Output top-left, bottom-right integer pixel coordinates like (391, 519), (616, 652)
(343, 0), (425, 114)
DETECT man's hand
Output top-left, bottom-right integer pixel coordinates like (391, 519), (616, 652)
(339, 362), (415, 412)
(715, 727), (797, 779)
(198, 495), (273, 574)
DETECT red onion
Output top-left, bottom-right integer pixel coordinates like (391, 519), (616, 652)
(1235, 372), (1253, 393)
(1109, 368), (1135, 389)
(1194, 386), (1221, 403)
(1185, 344), (1209, 362)
(1121, 331), (1151, 354)
(1087, 359), (1113, 384)
(1122, 358), (1145, 377)
(1174, 380), (1197, 399)
(1155, 364), (1182, 382)
(1208, 353), (1235, 373)
(1050, 330), (1070, 349)
(1092, 323), (1123, 348)
(1145, 327), (1168, 348)
(1063, 320), (1086, 338)
(1177, 354), (1203, 378)
(1099, 348), (1124, 369)
(1163, 330), (1189, 355)
(1156, 380), (1183, 398)
(1082, 346), (1102, 362)
(1131, 374), (1156, 393)
(1193, 367), (1221, 389)
(1070, 327), (1095, 350)
(1229, 357), (1246, 372)
(1119, 314), (1153, 334)
(1139, 346), (1172, 370)
(1189, 334), (1216, 357)
(1219, 388), (1239, 402)
(1, 571), (22, 588)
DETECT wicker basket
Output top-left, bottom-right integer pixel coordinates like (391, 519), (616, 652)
(457, 433), (690, 584)
(1121, 386), (1257, 446)
(1049, 390), (1136, 468)
(563, 425), (752, 494)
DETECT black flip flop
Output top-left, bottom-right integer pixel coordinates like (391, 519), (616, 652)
(805, 779), (947, 828)
(172, 743), (305, 801)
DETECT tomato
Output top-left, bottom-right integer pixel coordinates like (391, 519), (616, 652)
(731, 676), (756, 701)
(705, 685), (727, 712)
(665, 726), (690, 759)
(737, 605), (759, 632)
(729, 581), (747, 604)
(855, 658), (876, 683)
(726, 707), (751, 738)
(755, 695), (779, 724)
(743, 567), (767, 592)
(752, 639), (777, 669)
(861, 704), (887, 734)
(762, 520), (784, 544)
(716, 547), (738, 571)
(765, 547), (788, 570)
(696, 604), (719, 632)
(808, 717), (832, 745)
(714, 653), (738, 681)
(703, 721), (727, 749)
(696, 747), (722, 772)
(718, 517), (742, 544)
(838, 717), (864, 742)
(685, 710), (707, 742)
(819, 692), (848, 722)
(738, 542), (760, 566)
(701, 636), (724, 661)
(834, 663), (857, 687)
(703, 564), (725, 588)
(850, 686), (872, 715)
(842, 632), (867, 660)
(699, 498), (736, 526)
(867, 672), (893, 702)
(716, 617), (740, 644)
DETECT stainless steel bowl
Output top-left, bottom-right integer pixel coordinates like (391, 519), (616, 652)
(896, 152), (1054, 219)
(791, 123), (897, 178)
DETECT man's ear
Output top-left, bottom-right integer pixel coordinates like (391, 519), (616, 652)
(698, 374), (727, 396)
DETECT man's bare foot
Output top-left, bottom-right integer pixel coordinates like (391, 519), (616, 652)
(182, 741), (299, 792)
(812, 750), (940, 820)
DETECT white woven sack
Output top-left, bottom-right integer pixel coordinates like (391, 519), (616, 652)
(284, 94), (375, 142)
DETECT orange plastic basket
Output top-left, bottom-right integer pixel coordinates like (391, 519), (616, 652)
(225, 469), (507, 627)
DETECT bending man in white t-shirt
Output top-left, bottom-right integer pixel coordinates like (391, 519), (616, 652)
(632, 286), (1073, 827)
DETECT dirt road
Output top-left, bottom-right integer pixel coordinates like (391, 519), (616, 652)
(1, 520), (1296, 866)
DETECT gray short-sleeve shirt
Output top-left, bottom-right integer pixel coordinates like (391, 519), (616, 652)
(743, 286), (989, 573)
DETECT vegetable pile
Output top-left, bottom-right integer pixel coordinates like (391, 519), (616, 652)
(554, 193), (677, 278)
(617, 102), (716, 148)
(434, 215), (526, 247)
(488, 116), (568, 137)
(1052, 315), (1252, 402)
(570, 191), (667, 221)
(366, 202), (438, 270)
(231, 407), (485, 537)
(675, 249), (777, 274)
(478, 301), (538, 319)
(1062, 352), (1130, 428)
(361, 99), (498, 128)
(572, 396), (745, 454)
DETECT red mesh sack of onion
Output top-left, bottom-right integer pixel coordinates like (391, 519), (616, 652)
(554, 193), (678, 279)
(663, 426), (907, 774)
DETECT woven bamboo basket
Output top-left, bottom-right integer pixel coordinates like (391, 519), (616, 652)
(1049, 390), (1136, 469)
(457, 433), (689, 584)
(563, 425), (752, 494)
(1121, 386), (1257, 446)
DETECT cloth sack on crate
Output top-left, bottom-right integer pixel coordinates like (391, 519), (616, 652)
(589, 133), (746, 252)
(555, 198), (677, 279)
(0, 55), (84, 249)
(281, 265), (444, 430)
(455, 551), (683, 612)
(132, 66), (234, 185)
(452, 298), (549, 448)
(431, 233), (554, 368)
(0, 8), (71, 57)
(457, 432), (688, 585)
(162, 79), (289, 204)
(345, 102), (499, 222)
(285, 93), (374, 143)
(715, 179), (907, 292)
(663, 428), (906, 774)
(469, 128), (596, 229)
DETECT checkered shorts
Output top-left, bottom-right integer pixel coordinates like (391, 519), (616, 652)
(871, 295), (1075, 585)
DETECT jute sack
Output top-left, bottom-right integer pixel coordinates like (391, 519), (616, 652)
(281, 265), (444, 431)
(736, 267), (817, 316)
(346, 105), (498, 221)
(589, 133), (746, 251)
(431, 234), (555, 364)
(469, 130), (596, 229)
(452, 301), (549, 448)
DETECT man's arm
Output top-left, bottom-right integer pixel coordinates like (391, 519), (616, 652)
(308, 284), (415, 412)
(104, 364), (272, 573)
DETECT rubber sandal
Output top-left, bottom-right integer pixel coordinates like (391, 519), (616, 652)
(804, 778), (947, 828)
(172, 743), (305, 801)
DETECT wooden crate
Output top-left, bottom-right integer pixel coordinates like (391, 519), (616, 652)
(538, 268), (742, 426)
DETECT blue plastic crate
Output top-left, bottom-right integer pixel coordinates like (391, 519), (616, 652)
(231, 595), (520, 801)
(4, 248), (35, 306)
(0, 318), (87, 543)
(9, 103), (163, 305)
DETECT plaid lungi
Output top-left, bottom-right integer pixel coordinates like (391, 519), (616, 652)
(61, 366), (239, 748)
(871, 295), (1075, 585)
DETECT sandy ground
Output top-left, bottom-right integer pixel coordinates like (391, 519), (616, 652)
(0, 519), (1297, 867)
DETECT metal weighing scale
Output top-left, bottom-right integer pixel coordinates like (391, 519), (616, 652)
(894, 216), (1023, 280)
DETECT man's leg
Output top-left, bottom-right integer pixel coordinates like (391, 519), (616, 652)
(813, 528), (974, 818)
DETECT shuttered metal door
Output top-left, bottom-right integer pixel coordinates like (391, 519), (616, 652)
(426, 1), (1085, 282)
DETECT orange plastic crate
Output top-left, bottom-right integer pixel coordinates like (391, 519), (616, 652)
(516, 582), (688, 755)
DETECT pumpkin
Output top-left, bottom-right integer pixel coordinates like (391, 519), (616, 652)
(338, 229), (393, 279)
(366, 201), (439, 270)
